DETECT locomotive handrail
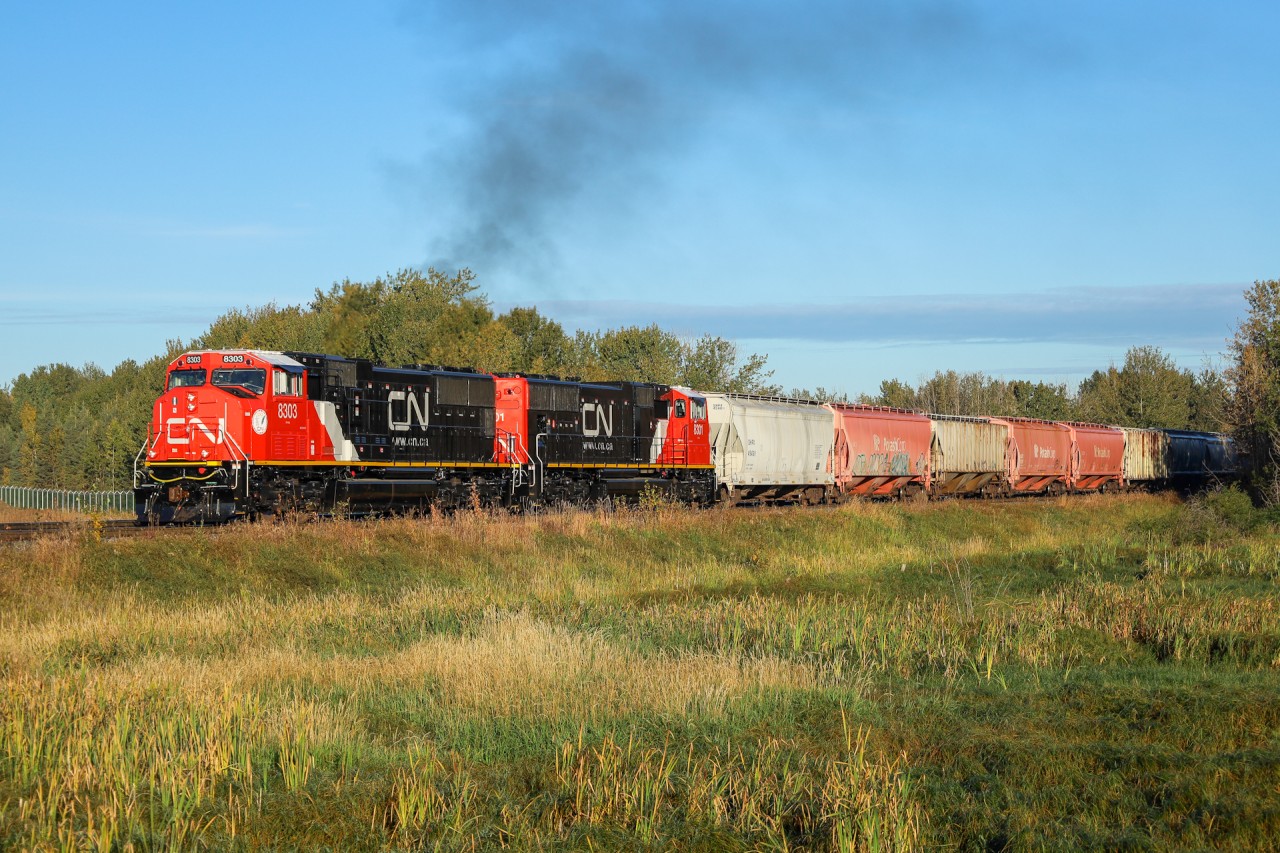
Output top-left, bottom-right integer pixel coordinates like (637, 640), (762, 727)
(493, 426), (529, 464)
(720, 392), (828, 407)
(533, 432), (548, 493)
(222, 428), (249, 498)
(494, 426), (532, 493)
(827, 402), (926, 416)
(927, 413), (994, 423)
(133, 426), (165, 488)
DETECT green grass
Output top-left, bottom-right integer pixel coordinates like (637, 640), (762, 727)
(0, 493), (1277, 850)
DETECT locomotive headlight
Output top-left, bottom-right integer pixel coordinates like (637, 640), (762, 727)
(201, 450), (209, 459)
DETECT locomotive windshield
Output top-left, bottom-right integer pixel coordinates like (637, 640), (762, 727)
(167, 369), (206, 390)
(212, 368), (266, 396)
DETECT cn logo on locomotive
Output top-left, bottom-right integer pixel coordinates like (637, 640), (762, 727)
(165, 416), (225, 445)
(388, 390), (430, 432)
(582, 402), (613, 437)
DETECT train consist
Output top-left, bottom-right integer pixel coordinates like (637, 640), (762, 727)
(134, 349), (1236, 524)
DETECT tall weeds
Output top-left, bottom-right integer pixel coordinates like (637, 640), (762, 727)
(0, 494), (1274, 848)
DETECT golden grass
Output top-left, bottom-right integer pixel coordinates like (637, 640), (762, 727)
(0, 507), (131, 524)
(0, 493), (1274, 849)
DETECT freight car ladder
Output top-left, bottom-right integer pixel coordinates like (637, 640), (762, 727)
(495, 427), (533, 494)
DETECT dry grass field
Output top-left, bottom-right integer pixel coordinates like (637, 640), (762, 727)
(0, 507), (132, 524)
(0, 492), (1277, 850)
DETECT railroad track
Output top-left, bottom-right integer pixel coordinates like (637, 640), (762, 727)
(0, 519), (157, 543)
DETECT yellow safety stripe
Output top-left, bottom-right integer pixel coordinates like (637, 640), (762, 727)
(545, 463), (715, 470)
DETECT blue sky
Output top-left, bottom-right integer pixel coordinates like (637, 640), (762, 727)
(1, 1), (1276, 394)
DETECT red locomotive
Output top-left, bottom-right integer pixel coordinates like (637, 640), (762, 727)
(136, 350), (714, 524)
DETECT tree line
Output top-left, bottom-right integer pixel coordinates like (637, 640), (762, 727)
(787, 343), (1224, 431)
(0, 269), (1271, 499)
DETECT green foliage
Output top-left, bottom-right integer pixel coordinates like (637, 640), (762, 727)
(679, 334), (777, 393)
(584, 324), (686, 383)
(876, 378), (916, 410)
(1, 349), (181, 490)
(1077, 345), (1198, 428)
(195, 303), (326, 353)
(557, 324), (777, 392)
(1200, 484), (1260, 531)
(499, 306), (573, 375)
(865, 348), (1221, 427)
(1009, 378), (1072, 420)
(359, 268), (516, 371)
(311, 277), (384, 357)
(1226, 279), (1280, 504)
(869, 371), (1071, 418)
(1189, 365), (1229, 432)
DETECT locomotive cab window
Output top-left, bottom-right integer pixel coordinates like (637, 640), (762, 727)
(167, 369), (206, 390)
(691, 398), (706, 420)
(212, 368), (266, 397)
(273, 369), (303, 397)
(675, 400), (687, 419)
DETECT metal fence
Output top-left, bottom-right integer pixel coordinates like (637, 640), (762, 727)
(0, 486), (134, 514)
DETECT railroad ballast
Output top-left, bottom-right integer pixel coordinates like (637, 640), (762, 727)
(134, 349), (1237, 524)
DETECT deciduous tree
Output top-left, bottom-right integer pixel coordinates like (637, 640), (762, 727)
(1076, 345), (1193, 428)
(680, 335), (777, 394)
(1225, 279), (1280, 504)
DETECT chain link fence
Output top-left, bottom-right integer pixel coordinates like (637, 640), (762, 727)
(0, 486), (134, 514)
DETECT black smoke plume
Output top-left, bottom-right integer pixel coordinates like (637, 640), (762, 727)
(410, 1), (997, 282)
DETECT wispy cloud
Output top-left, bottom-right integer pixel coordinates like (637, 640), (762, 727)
(522, 282), (1244, 349)
(141, 224), (306, 240)
(0, 208), (306, 241)
(0, 300), (220, 327)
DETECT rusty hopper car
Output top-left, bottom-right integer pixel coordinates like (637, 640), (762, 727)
(1121, 427), (1167, 487)
(826, 404), (932, 499)
(928, 416), (1008, 496)
(989, 417), (1072, 494)
(1066, 422), (1126, 492)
